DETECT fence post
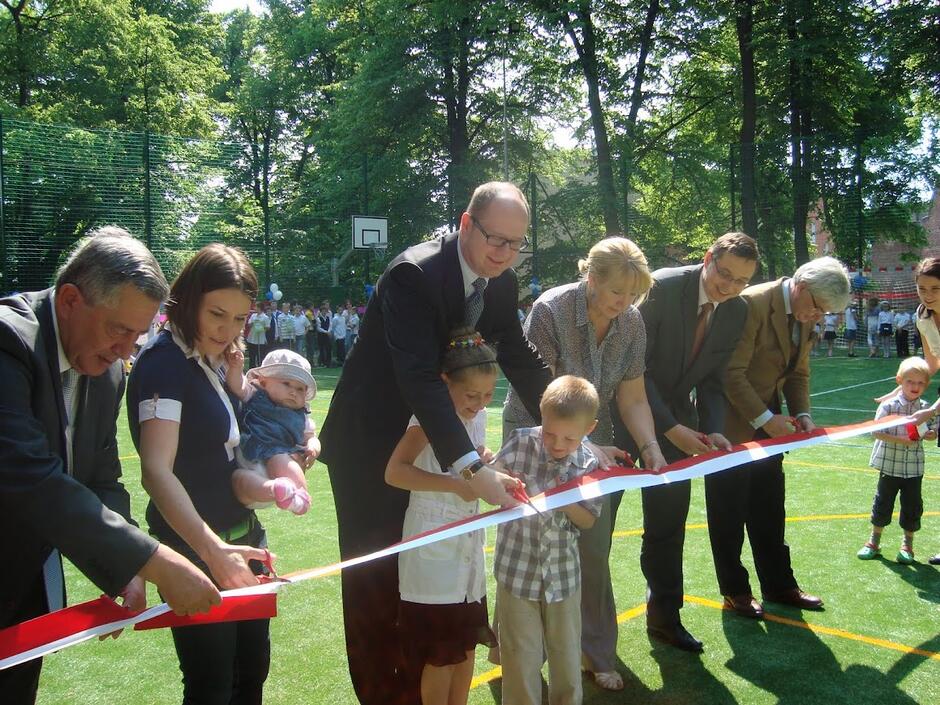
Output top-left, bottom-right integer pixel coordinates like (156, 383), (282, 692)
(264, 144), (271, 287)
(143, 129), (152, 248)
(0, 116), (6, 286)
(854, 137), (864, 271)
(529, 171), (538, 282)
(729, 142), (737, 232)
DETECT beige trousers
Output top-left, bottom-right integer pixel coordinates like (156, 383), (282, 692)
(497, 583), (582, 705)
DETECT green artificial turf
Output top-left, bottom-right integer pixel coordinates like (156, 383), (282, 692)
(36, 353), (940, 704)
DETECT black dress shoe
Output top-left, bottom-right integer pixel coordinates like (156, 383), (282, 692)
(763, 588), (824, 610)
(723, 594), (764, 619)
(647, 623), (704, 653)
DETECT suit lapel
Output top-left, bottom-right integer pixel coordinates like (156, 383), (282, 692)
(680, 266), (702, 371)
(770, 280), (791, 360)
(35, 292), (69, 471)
(442, 233), (466, 328)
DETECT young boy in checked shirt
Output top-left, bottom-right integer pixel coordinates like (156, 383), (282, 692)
(858, 357), (936, 564)
(493, 375), (602, 705)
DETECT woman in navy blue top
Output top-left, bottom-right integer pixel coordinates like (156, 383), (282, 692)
(128, 244), (270, 704)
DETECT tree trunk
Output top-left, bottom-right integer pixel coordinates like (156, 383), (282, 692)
(735, 0), (768, 275)
(1, 1), (31, 106)
(621, 0), (660, 230)
(562, 3), (621, 235)
(440, 19), (472, 230)
(788, 0), (812, 265)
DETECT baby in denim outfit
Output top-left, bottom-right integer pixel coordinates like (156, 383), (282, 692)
(226, 347), (320, 514)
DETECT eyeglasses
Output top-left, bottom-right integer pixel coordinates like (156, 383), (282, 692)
(471, 216), (529, 252)
(808, 291), (825, 315)
(709, 259), (752, 289)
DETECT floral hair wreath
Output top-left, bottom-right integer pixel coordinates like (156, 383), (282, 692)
(448, 332), (486, 349)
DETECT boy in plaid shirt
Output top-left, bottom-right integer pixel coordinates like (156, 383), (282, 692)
(858, 357), (936, 564)
(493, 375), (602, 705)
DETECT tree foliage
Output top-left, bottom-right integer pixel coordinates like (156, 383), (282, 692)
(0, 0), (937, 297)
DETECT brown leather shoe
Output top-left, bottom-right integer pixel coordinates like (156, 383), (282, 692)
(763, 588), (824, 610)
(723, 594), (764, 619)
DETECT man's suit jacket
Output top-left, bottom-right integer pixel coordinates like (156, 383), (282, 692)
(0, 289), (158, 625)
(319, 232), (550, 554)
(723, 278), (813, 445)
(634, 264), (748, 462)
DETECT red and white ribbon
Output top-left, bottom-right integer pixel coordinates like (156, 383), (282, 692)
(0, 414), (907, 670)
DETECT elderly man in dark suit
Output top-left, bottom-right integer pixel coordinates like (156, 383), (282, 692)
(0, 229), (220, 704)
(706, 256), (850, 619)
(619, 232), (759, 653)
(319, 182), (551, 705)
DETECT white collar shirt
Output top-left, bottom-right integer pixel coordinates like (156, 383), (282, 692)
(456, 235), (488, 297)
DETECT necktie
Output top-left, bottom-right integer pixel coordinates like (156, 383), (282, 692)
(789, 314), (801, 347)
(690, 302), (713, 363)
(61, 368), (77, 431)
(45, 368), (78, 612)
(465, 277), (487, 328)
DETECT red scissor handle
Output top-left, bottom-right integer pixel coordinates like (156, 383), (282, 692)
(257, 549), (282, 583)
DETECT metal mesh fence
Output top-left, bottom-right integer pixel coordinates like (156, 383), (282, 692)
(0, 117), (260, 294)
(1, 117), (933, 304)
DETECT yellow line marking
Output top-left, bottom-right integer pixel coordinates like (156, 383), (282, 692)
(485, 512), (940, 550)
(608, 512), (940, 539)
(787, 459), (940, 481)
(684, 595), (940, 661)
(469, 601), (647, 689)
(119, 454), (139, 462)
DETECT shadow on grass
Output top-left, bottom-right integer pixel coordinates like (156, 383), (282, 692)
(485, 649), (736, 705)
(876, 557), (940, 603)
(721, 609), (921, 705)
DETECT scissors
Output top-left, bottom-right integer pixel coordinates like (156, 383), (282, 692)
(257, 549), (286, 583)
(510, 484), (544, 517)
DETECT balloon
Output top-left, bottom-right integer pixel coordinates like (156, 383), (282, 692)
(265, 291), (273, 300)
(270, 283), (279, 293)
(273, 290), (283, 301)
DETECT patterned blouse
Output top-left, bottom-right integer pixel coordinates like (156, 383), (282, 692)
(503, 281), (646, 444)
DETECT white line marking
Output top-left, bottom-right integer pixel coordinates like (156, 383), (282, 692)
(810, 376), (895, 397)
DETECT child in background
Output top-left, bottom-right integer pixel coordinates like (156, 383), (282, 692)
(822, 312), (839, 357)
(385, 328), (503, 705)
(225, 347), (319, 515)
(858, 357), (936, 564)
(493, 375), (603, 705)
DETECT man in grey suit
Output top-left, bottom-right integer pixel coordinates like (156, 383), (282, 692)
(616, 232), (759, 652)
(0, 229), (220, 704)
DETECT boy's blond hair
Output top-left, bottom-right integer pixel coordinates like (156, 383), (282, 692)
(896, 356), (931, 382)
(540, 375), (599, 420)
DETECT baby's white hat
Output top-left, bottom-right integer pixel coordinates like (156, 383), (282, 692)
(247, 348), (317, 400)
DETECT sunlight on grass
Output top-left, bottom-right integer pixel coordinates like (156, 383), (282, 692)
(37, 357), (940, 705)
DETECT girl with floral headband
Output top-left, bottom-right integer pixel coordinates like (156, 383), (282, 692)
(385, 327), (508, 705)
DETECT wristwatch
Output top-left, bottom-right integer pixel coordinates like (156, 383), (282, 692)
(459, 458), (486, 482)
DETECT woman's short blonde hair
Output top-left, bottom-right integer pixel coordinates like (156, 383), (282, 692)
(578, 237), (653, 305)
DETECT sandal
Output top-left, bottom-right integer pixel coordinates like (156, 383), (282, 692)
(857, 542), (881, 560)
(593, 671), (624, 691)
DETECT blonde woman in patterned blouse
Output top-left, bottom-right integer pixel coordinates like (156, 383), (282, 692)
(502, 237), (666, 691)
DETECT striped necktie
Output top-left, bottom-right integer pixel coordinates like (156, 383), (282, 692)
(465, 277), (487, 328)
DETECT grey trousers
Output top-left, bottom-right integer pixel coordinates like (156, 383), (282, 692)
(577, 494), (619, 672)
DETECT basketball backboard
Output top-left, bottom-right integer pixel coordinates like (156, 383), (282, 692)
(352, 215), (388, 250)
